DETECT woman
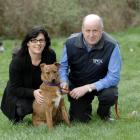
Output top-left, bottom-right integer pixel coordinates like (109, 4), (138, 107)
(1, 26), (56, 123)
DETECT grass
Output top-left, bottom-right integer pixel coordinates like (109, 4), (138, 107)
(0, 27), (140, 140)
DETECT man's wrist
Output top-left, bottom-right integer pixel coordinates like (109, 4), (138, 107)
(86, 84), (93, 92)
(86, 84), (96, 92)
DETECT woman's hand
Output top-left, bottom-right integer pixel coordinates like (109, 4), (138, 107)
(33, 89), (44, 104)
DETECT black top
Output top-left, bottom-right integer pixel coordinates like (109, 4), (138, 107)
(31, 64), (42, 89)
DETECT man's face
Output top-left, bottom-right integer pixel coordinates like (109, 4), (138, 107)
(82, 20), (103, 47)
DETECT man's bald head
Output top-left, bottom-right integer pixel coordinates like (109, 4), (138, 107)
(81, 14), (104, 47)
(82, 14), (104, 29)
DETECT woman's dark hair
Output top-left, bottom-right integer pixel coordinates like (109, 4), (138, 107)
(17, 26), (51, 57)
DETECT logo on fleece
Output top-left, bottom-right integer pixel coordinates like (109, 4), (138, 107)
(93, 59), (103, 65)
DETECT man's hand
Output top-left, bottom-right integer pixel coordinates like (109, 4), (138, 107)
(33, 89), (44, 104)
(60, 82), (69, 94)
(69, 85), (90, 99)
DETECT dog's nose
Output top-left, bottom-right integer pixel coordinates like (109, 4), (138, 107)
(52, 79), (56, 83)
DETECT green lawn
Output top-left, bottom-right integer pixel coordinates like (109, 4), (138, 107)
(0, 27), (140, 140)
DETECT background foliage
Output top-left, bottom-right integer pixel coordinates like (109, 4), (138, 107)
(0, 0), (140, 38)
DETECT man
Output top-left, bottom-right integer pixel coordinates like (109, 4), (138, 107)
(59, 14), (121, 122)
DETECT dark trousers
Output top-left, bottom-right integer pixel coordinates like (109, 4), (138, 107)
(15, 98), (33, 122)
(68, 86), (118, 122)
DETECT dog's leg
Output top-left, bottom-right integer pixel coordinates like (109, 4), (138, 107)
(46, 105), (54, 129)
(60, 99), (71, 127)
(32, 102), (46, 126)
(32, 113), (40, 126)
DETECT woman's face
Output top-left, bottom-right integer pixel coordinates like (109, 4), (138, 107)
(27, 33), (46, 55)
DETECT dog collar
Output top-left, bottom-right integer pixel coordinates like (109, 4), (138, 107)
(43, 81), (60, 86)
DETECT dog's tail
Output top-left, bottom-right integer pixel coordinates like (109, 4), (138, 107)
(115, 100), (120, 118)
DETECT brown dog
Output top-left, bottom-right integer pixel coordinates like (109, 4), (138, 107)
(32, 63), (70, 129)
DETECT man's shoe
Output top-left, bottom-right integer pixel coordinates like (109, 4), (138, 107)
(107, 117), (115, 121)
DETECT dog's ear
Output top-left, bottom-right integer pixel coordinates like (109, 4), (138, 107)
(54, 62), (60, 69)
(40, 63), (46, 69)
